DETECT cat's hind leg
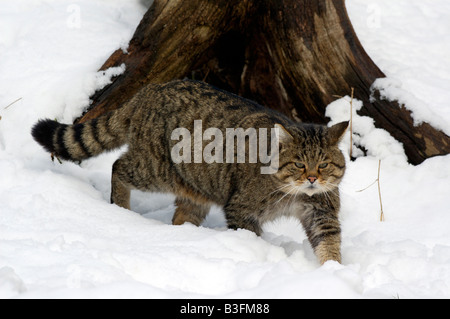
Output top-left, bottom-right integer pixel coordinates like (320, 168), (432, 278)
(172, 197), (211, 226)
(111, 157), (134, 210)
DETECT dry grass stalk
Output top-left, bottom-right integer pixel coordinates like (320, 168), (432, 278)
(357, 160), (385, 222)
(349, 88), (354, 159)
(4, 97), (22, 110)
(333, 89), (354, 158)
(377, 160), (385, 222)
(1, 97), (23, 121)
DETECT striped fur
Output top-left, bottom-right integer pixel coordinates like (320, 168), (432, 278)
(32, 80), (348, 265)
(32, 110), (130, 162)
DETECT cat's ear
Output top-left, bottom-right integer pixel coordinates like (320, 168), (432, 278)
(328, 121), (349, 145)
(274, 124), (294, 145)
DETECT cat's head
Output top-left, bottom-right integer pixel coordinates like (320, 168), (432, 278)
(273, 121), (348, 197)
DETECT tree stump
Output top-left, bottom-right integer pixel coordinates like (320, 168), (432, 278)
(75, 0), (450, 165)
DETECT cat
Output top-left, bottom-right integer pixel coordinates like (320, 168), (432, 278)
(32, 79), (348, 264)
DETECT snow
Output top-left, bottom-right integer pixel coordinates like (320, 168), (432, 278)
(347, 0), (450, 135)
(1, 0), (450, 299)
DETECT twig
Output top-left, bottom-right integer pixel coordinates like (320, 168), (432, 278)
(349, 88), (354, 159)
(356, 160), (385, 222)
(333, 90), (354, 158)
(356, 179), (377, 193)
(202, 68), (211, 82)
(4, 97), (22, 110)
(377, 160), (385, 222)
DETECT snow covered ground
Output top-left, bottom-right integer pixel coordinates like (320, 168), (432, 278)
(1, 0), (450, 299)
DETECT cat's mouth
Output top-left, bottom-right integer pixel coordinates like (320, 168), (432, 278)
(281, 180), (326, 197)
(297, 181), (324, 197)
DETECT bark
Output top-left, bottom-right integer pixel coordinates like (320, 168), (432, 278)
(75, 0), (450, 165)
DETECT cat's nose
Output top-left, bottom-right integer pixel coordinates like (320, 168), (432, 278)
(307, 176), (317, 184)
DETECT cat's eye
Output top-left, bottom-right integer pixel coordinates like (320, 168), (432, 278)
(318, 163), (329, 169)
(295, 163), (306, 169)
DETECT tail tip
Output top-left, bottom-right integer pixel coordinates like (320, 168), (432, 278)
(31, 119), (60, 153)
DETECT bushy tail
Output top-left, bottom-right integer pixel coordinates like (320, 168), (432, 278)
(32, 110), (130, 162)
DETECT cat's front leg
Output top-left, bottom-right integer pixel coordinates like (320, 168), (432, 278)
(224, 197), (263, 236)
(301, 207), (341, 264)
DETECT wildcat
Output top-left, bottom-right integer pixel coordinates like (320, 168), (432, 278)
(32, 80), (348, 264)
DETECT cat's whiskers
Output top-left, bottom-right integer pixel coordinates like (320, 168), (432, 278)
(273, 183), (297, 206)
(322, 182), (340, 196)
(280, 183), (307, 215)
(260, 183), (293, 203)
(271, 183), (293, 195)
(318, 181), (340, 206)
